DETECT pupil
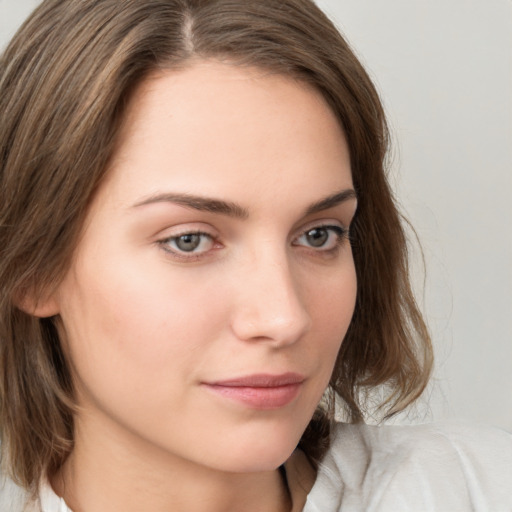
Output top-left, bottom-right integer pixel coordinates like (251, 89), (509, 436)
(307, 228), (328, 247)
(176, 234), (201, 251)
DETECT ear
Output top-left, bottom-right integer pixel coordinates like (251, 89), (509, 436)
(15, 286), (61, 318)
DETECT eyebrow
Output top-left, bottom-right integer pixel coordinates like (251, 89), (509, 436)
(133, 192), (249, 218)
(304, 189), (357, 216)
(132, 188), (357, 218)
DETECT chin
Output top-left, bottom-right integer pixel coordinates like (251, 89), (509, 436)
(213, 446), (296, 474)
(198, 417), (309, 473)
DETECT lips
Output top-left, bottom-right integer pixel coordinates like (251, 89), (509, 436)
(202, 373), (305, 409)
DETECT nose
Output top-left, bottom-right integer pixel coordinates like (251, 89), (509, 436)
(229, 249), (311, 346)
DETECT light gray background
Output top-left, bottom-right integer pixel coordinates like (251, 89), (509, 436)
(2, 0), (511, 430)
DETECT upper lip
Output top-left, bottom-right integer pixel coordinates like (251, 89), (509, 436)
(206, 373), (305, 388)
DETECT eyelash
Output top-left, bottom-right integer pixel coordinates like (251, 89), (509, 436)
(292, 224), (349, 253)
(157, 224), (349, 261)
(158, 230), (218, 261)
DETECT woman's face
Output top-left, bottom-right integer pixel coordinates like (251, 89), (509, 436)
(49, 61), (357, 472)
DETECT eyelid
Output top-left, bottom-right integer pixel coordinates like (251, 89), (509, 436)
(155, 223), (222, 261)
(292, 221), (350, 251)
(294, 218), (350, 238)
(153, 221), (218, 241)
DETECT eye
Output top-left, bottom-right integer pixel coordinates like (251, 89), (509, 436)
(160, 231), (215, 255)
(294, 225), (348, 251)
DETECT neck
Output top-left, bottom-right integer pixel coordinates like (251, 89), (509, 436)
(51, 413), (294, 512)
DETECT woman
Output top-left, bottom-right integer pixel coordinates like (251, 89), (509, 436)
(0, 1), (510, 511)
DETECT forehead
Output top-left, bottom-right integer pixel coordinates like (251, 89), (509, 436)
(99, 60), (352, 212)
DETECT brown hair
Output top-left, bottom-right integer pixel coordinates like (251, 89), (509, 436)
(0, 0), (432, 491)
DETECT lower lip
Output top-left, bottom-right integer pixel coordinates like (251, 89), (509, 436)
(203, 383), (302, 409)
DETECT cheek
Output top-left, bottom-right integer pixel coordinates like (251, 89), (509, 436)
(56, 252), (229, 402)
(298, 254), (357, 387)
(306, 256), (357, 338)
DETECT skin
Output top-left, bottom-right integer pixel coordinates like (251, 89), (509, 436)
(38, 61), (358, 512)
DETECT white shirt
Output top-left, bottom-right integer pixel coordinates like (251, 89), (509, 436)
(2, 422), (511, 511)
(303, 422), (512, 511)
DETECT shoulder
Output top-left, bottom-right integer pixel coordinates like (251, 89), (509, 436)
(0, 475), (36, 512)
(304, 421), (512, 512)
(0, 475), (70, 512)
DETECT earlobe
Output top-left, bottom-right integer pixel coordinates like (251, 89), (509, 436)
(15, 288), (60, 318)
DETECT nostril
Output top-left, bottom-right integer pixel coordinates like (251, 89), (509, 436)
(230, 293), (311, 345)
(227, 253), (311, 344)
